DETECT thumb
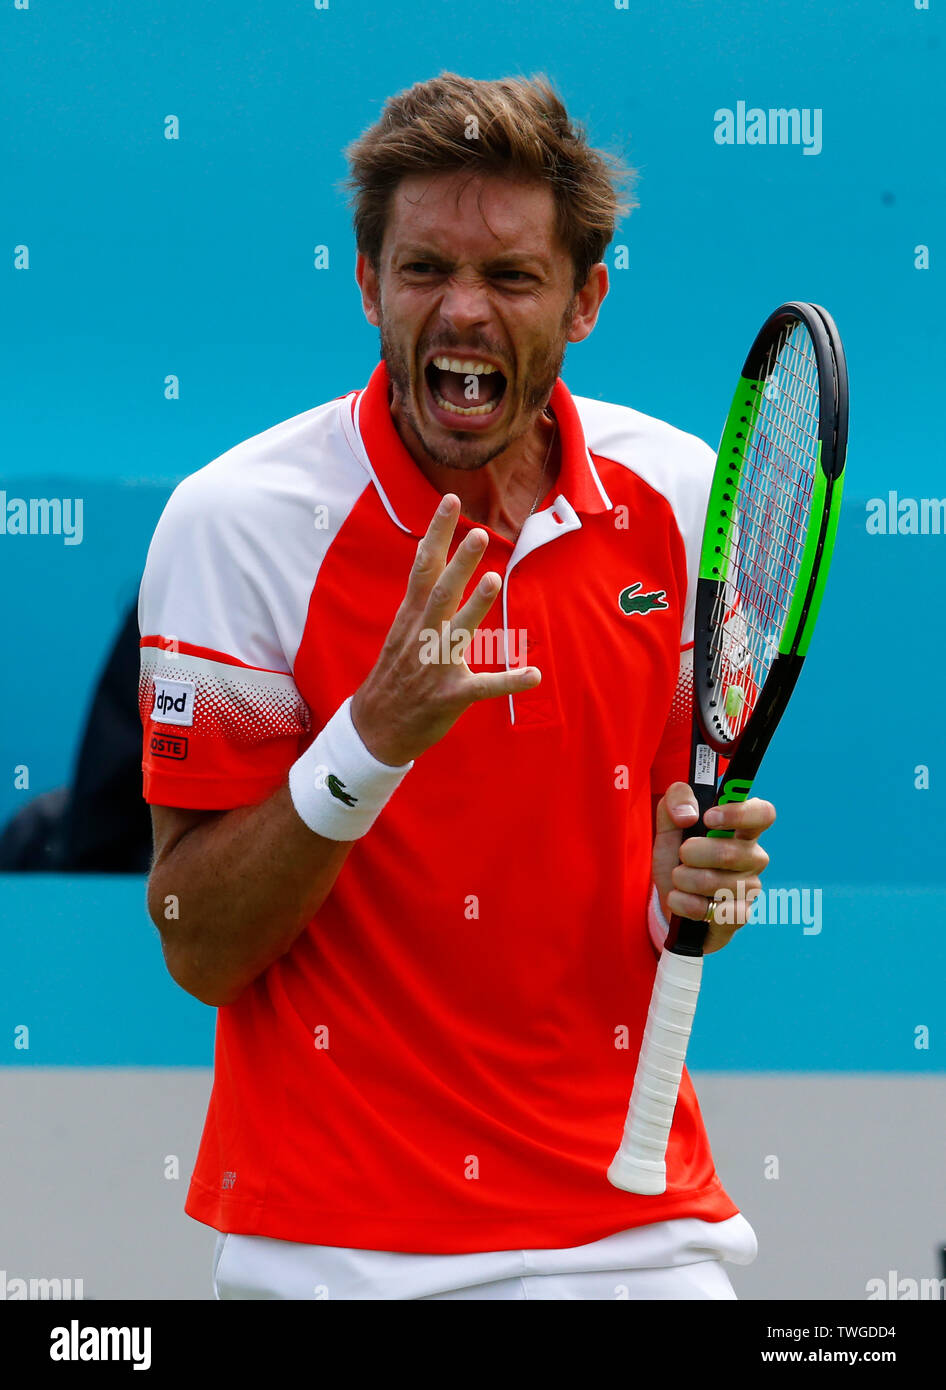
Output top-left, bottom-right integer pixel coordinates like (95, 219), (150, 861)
(652, 783), (700, 918)
(654, 782), (700, 837)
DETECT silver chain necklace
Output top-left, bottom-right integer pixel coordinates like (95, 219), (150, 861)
(528, 418), (558, 519)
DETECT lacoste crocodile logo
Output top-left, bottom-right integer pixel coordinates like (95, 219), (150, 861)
(618, 582), (669, 617)
(326, 774), (358, 807)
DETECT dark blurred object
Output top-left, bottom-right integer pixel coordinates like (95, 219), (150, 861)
(0, 602), (152, 873)
(0, 788), (69, 868)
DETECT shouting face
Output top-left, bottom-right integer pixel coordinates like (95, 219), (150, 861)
(357, 171), (600, 473)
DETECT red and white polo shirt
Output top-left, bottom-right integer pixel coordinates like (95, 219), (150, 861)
(138, 360), (739, 1252)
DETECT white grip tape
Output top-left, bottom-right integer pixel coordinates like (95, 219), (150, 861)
(288, 697), (413, 841)
(607, 949), (704, 1195)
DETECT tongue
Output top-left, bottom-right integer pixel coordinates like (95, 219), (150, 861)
(435, 368), (502, 409)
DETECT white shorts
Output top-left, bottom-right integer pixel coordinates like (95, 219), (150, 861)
(212, 1214), (757, 1301)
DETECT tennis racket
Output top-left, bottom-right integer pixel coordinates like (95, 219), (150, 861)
(608, 301), (848, 1196)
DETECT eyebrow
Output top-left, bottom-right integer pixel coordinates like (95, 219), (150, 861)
(395, 245), (552, 273)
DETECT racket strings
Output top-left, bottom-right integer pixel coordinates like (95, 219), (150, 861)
(709, 321), (821, 739)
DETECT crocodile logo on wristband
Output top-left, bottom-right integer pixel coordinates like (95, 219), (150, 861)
(326, 774), (358, 807)
(292, 707), (411, 842)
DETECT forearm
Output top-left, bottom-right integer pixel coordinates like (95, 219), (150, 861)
(148, 784), (353, 1007)
(144, 500), (532, 1008)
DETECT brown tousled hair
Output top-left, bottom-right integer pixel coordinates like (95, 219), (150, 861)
(343, 73), (636, 292)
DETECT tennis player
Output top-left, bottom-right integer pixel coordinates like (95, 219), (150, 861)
(139, 73), (775, 1300)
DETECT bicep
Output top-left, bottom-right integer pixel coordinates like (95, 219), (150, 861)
(150, 803), (223, 865)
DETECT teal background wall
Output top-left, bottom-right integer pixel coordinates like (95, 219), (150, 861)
(3, 0), (943, 1070)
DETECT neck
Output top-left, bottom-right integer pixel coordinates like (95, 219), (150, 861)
(396, 409), (559, 544)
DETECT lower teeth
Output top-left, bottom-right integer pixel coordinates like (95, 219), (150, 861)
(432, 388), (498, 417)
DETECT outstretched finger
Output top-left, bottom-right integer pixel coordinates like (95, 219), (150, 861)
(401, 495), (462, 615)
(423, 526), (490, 627)
(465, 664), (542, 705)
(450, 571), (503, 652)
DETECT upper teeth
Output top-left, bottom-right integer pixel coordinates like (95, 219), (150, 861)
(432, 356), (498, 375)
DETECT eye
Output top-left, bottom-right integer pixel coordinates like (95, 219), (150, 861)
(403, 261), (439, 274)
(494, 270), (532, 282)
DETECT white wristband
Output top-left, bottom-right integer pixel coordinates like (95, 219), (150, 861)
(647, 884), (671, 954)
(288, 697), (413, 841)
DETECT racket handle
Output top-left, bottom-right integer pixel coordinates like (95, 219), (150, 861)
(607, 946), (704, 1195)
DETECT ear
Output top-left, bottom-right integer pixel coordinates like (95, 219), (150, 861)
(355, 252), (381, 328)
(566, 263), (609, 345)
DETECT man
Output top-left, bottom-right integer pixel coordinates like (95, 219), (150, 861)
(139, 72), (773, 1300)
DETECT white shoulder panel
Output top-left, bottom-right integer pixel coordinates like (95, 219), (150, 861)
(138, 395), (371, 672)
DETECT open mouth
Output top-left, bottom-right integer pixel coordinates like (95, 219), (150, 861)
(423, 355), (508, 423)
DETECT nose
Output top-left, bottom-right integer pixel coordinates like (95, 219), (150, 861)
(438, 271), (492, 334)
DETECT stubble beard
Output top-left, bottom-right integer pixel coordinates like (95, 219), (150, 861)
(379, 302), (575, 473)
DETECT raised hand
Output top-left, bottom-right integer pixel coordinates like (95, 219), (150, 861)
(350, 494), (541, 766)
